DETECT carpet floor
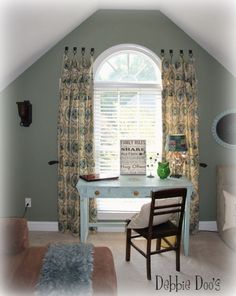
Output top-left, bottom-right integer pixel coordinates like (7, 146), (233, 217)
(29, 231), (236, 296)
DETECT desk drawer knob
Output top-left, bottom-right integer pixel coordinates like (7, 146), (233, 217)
(133, 191), (139, 196)
(94, 190), (100, 196)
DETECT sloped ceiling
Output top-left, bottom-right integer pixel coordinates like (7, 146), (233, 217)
(0, 0), (235, 91)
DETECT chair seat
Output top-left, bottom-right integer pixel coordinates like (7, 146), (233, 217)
(132, 221), (179, 239)
(125, 188), (187, 280)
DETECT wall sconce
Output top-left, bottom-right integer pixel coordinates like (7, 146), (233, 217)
(16, 100), (32, 127)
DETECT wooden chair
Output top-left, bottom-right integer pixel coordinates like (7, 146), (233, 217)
(125, 188), (187, 280)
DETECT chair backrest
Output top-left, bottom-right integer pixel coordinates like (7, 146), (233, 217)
(148, 188), (187, 234)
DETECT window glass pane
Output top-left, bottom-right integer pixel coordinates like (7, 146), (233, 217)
(96, 50), (160, 83)
(108, 53), (128, 81)
(129, 53), (144, 74)
(97, 63), (114, 81)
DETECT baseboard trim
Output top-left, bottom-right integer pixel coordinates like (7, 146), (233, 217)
(199, 221), (217, 231)
(28, 221), (58, 231)
(28, 220), (217, 232)
(98, 226), (125, 232)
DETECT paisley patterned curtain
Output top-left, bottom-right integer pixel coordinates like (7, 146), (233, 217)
(57, 48), (97, 236)
(161, 51), (199, 232)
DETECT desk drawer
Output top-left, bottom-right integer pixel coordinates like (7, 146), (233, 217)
(87, 187), (149, 198)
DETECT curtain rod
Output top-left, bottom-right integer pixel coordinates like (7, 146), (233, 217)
(161, 49), (193, 57)
(64, 46), (95, 56)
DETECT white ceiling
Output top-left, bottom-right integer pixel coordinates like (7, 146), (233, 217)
(0, 0), (235, 91)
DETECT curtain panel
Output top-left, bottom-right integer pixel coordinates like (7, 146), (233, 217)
(161, 53), (199, 232)
(57, 50), (96, 236)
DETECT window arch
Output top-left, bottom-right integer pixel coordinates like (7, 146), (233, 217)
(94, 44), (161, 84)
(94, 44), (162, 175)
(95, 45), (161, 84)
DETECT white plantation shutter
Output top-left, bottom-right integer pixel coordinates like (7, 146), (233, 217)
(94, 88), (162, 174)
(93, 45), (162, 215)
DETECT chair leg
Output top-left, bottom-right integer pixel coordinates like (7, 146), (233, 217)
(156, 238), (161, 251)
(176, 246), (180, 272)
(126, 228), (131, 261)
(146, 239), (152, 280)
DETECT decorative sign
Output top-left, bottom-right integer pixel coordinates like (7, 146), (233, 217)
(120, 140), (146, 175)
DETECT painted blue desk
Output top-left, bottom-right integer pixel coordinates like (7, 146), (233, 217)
(77, 175), (193, 256)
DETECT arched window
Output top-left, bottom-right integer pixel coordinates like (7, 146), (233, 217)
(94, 44), (162, 218)
(94, 44), (162, 175)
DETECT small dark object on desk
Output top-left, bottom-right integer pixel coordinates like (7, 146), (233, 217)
(80, 174), (119, 182)
(170, 174), (182, 178)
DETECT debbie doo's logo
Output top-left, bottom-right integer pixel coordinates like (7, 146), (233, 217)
(155, 275), (221, 292)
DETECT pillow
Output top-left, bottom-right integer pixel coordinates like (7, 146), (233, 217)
(223, 190), (236, 231)
(222, 228), (236, 251)
(127, 197), (180, 229)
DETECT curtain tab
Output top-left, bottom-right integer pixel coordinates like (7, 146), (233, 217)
(161, 49), (165, 57)
(169, 49), (173, 62)
(64, 46), (69, 55)
(90, 48), (95, 56)
(189, 50), (193, 58)
(81, 47), (86, 56)
(73, 47), (77, 55)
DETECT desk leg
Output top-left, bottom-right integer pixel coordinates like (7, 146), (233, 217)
(183, 188), (192, 256)
(80, 195), (89, 243)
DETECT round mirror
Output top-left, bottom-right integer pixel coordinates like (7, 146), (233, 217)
(212, 109), (236, 149)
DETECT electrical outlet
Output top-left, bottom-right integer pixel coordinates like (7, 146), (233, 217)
(25, 198), (31, 208)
